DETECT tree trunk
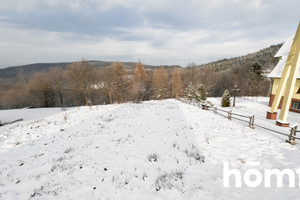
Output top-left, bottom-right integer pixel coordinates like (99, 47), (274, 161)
(59, 91), (63, 106)
(83, 89), (88, 105)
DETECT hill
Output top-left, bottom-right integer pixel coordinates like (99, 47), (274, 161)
(197, 43), (282, 73)
(0, 61), (170, 86)
(0, 99), (299, 199)
(0, 43), (282, 86)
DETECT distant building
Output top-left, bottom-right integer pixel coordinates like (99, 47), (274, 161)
(268, 35), (300, 113)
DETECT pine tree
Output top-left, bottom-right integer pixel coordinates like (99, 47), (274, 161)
(196, 84), (206, 102)
(171, 68), (183, 98)
(184, 83), (196, 101)
(221, 89), (231, 107)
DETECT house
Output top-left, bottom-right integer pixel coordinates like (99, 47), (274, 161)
(268, 35), (300, 113)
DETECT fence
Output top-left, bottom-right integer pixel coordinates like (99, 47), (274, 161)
(286, 125), (300, 145)
(211, 105), (255, 129)
(180, 98), (299, 145)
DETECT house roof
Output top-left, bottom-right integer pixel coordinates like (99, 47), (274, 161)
(268, 34), (300, 79)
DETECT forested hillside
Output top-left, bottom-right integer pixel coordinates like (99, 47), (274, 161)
(0, 43), (282, 109)
(196, 44), (282, 72)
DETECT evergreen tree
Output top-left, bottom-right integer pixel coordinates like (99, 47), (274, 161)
(184, 83), (196, 101)
(221, 89), (231, 107)
(196, 84), (206, 102)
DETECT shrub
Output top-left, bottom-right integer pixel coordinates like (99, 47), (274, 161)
(221, 89), (231, 107)
(196, 84), (207, 102)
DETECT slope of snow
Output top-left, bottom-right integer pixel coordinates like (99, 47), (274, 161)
(0, 107), (73, 124)
(208, 97), (299, 127)
(0, 99), (300, 199)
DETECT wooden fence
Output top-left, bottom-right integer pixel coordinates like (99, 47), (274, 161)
(180, 98), (299, 145)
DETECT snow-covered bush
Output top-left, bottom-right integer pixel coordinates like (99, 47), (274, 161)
(148, 154), (158, 162)
(195, 84), (207, 102)
(221, 89), (231, 107)
(154, 171), (184, 191)
(183, 83), (196, 101)
(184, 83), (207, 102)
(184, 145), (205, 162)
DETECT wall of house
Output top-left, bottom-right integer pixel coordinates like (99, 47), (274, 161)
(269, 78), (300, 113)
(270, 78), (300, 98)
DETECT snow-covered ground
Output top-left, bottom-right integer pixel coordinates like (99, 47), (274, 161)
(0, 99), (300, 199)
(208, 97), (300, 140)
(0, 107), (73, 124)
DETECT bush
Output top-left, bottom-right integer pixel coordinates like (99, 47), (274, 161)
(196, 84), (207, 102)
(221, 89), (231, 107)
(184, 83), (207, 102)
(183, 83), (196, 101)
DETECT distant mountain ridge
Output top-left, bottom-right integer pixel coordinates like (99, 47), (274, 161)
(0, 43), (283, 86)
(0, 61), (170, 86)
(197, 43), (282, 72)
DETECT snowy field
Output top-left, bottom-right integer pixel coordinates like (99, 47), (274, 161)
(0, 99), (300, 199)
(207, 97), (300, 139)
(0, 107), (72, 124)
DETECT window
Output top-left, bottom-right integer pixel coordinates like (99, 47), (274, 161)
(291, 101), (300, 110)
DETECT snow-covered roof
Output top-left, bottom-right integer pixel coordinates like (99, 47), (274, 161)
(274, 34), (294, 57)
(268, 34), (300, 79)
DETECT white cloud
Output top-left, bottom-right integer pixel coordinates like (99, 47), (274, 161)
(247, 0), (264, 10)
(0, 22), (288, 68)
(0, 0), (299, 68)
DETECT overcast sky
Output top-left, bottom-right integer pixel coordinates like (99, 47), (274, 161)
(0, 0), (299, 68)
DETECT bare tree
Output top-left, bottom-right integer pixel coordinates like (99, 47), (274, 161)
(152, 66), (169, 99)
(28, 72), (56, 107)
(66, 60), (95, 105)
(111, 62), (129, 103)
(17, 67), (28, 90)
(132, 60), (147, 102)
(100, 62), (130, 104)
(152, 68), (160, 99)
(48, 66), (65, 106)
(171, 68), (183, 98)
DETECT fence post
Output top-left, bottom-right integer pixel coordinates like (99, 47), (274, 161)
(214, 107), (217, 114)
(286, 125), (297, 145)
(228, 110), (232, 120)
(249, 115), (255, 129)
